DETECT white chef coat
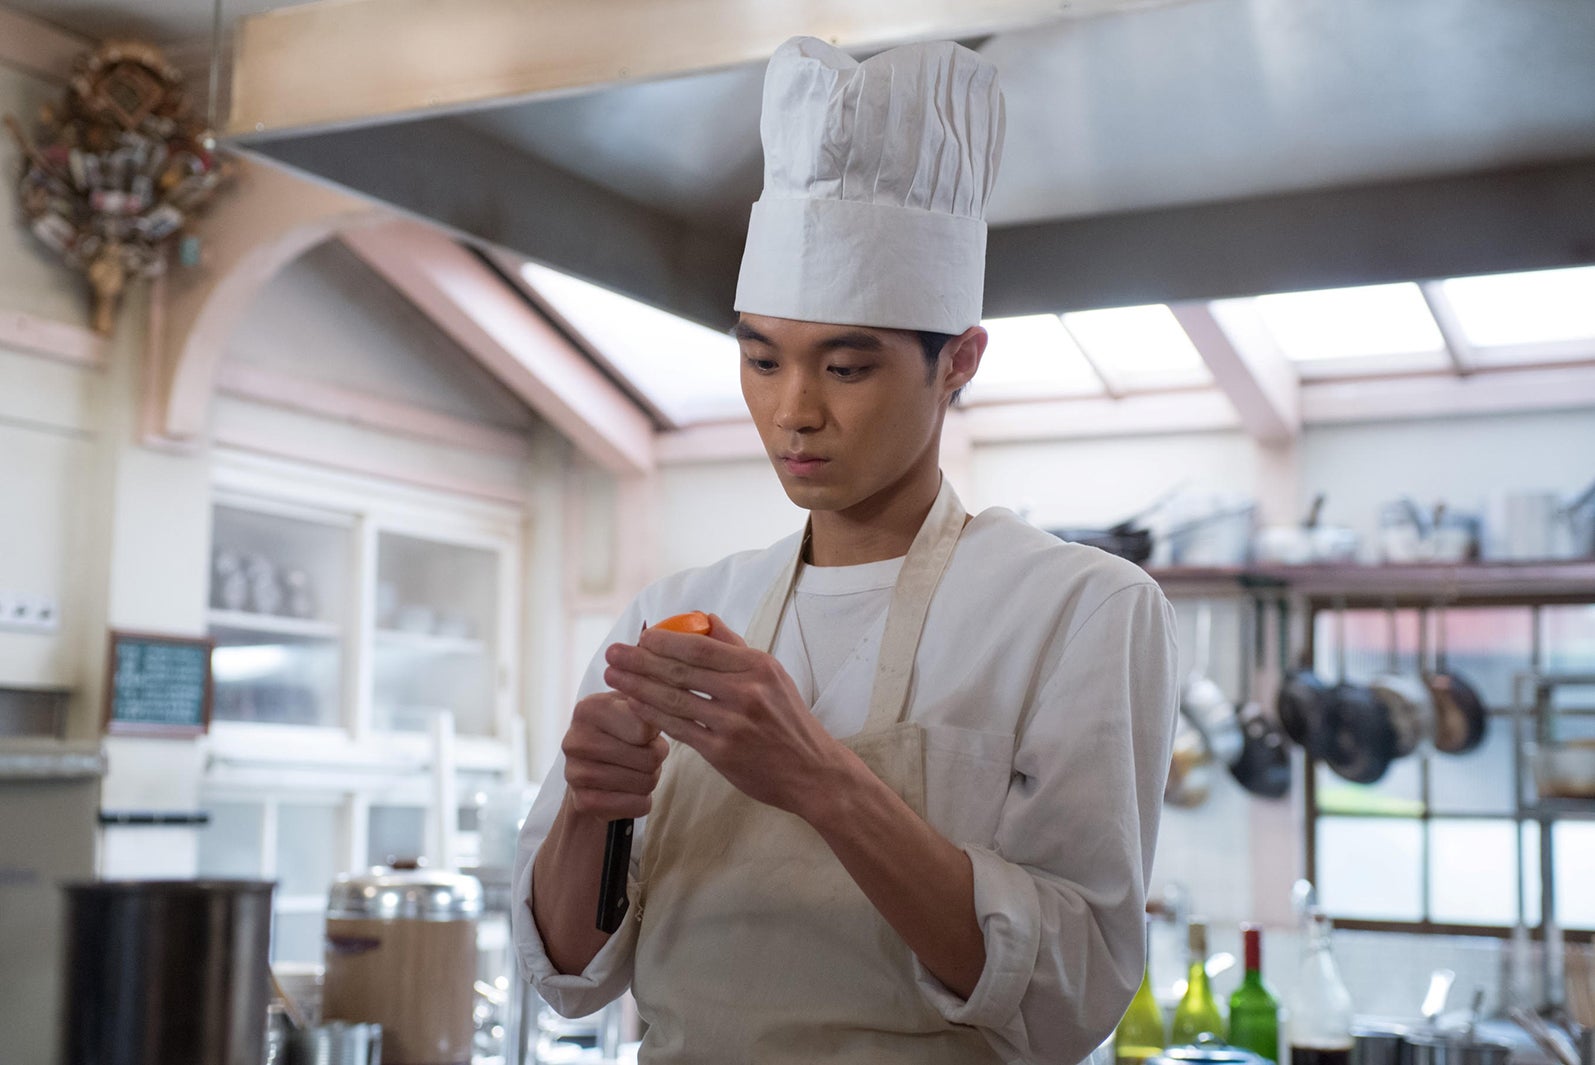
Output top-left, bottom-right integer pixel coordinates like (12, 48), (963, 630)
(512, 505), (1179, 1064)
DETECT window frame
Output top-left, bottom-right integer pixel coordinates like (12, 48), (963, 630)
(1301, 595), (1595, 939)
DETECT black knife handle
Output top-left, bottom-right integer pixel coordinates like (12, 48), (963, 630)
(596, 817), (633, 933)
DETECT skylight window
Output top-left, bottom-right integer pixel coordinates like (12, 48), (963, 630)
(520, 262), (746, 426)
(1251, 283), (1449, 378)
(966, 315), (1104, 404)
(1440, 266), (1595, 358)
(1060, 304), (1212, 391)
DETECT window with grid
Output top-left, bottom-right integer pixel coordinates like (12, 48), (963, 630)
(1305, 602), (1595, 935)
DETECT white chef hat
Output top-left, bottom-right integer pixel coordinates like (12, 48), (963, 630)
(734, 36), (1005, 335)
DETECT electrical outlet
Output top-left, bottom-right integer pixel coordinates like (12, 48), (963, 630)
(27, 595), (60, 632)
(0, 590), (61, 633)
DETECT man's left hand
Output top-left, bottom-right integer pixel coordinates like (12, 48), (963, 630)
(602, 615), (850, 818)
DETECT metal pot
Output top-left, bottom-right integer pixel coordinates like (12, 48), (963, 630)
(1402, 1031), (1513, 1065)
(323, 866), (482, 1065)
(1352, 1022), (1412, 1065)
(59, 879), (275, 1065)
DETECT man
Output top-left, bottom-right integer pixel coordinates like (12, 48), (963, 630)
(513, 35), (1179, 1064)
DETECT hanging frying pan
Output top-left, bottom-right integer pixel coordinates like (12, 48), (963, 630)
(1276, 599), (1333, 758)
(1320, 605), (1398, 784)
(1368, 605), (1434, 759)
(1425, 604), (1489, 754)
(1228, 596), (1292, 799)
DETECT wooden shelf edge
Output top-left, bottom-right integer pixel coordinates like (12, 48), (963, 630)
(1148, 559), (1595, 602)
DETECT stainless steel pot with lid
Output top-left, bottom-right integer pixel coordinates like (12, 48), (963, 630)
(323, 866), (482, 1065)
(327, 866), (483, 920)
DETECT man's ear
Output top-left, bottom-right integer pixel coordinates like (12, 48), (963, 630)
(942, 325), (987, 399)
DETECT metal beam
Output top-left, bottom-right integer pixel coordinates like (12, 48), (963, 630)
(253, 118), (743, 331)
(228, 0), (1079, 138)
(1172, 301), (1300, 443)
(985, 159), (1595, 317)
(340, 220), (656, 477)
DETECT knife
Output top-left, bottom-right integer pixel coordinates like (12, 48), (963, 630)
(596, 817), (633, 932)
(596, 621), (647, 933)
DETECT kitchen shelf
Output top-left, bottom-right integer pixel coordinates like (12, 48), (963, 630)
(208, 609), (342, 640)
(374, 629), (488, 656)
(1148, 560), (1595, 604)
(1522, 798), (1595, 820)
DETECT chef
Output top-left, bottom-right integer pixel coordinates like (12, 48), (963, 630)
(513, 35), (1180, 1064)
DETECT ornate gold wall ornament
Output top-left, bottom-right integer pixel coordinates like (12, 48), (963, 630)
(5, 40), (233, 334)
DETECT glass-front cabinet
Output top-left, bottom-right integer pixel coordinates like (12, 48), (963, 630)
(197, 456), (529, 964)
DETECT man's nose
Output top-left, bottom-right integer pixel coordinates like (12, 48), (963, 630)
(773, 372), (823, 432)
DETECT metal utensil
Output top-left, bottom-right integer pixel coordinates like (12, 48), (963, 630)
(1507, 1008), (1580, 1065)
(1421, 969), (1456, 1027)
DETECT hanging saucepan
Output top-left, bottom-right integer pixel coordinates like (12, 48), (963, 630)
(1368, 605), (1435, 759)
(1276, 599), (1334, 758)
(1229, 596), (1291, 799)
(1424, 604), (1488, 754)
(1182, 602), (1245, 768)
(1165, 713), (1213, 809)
(1320, 605), (1399, 784)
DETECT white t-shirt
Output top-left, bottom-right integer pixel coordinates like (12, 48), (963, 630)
(512, 506), (1179, 1064)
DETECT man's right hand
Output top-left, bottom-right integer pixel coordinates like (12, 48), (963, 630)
(531, 689), (668, 974)
(561, 691), (669, 822)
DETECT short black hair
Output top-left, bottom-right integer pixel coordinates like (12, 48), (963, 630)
(916, 330), (963, 404)
(915, 330), (955, 375)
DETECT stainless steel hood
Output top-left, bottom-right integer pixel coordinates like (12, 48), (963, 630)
(16, 0), (1595, 325)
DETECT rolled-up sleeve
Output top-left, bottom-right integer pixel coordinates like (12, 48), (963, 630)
(911, 582), (1179, 1063)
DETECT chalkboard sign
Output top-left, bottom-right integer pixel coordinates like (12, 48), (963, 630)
(104, 631), (213, 736)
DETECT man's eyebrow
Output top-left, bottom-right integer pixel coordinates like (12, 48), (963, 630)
(815, 330), (886, 353)
(728, 322), (886, 353)
(730, 321), (770, 344)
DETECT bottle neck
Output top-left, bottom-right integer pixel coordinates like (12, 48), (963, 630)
(1243, 925), (1263, 978)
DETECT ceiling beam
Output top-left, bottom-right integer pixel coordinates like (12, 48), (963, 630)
(1300, 362), (1595, 426)
(985, 158), (1595, 317)
(1171, 301), (1299, 443)
(340, 220), (655, 477)
(228, 0), (1075, 138)
(253, 119), (743, 331)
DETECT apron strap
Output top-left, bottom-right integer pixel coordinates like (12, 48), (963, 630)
(744, 476), (967, 732)
(863, 477), (965, 731)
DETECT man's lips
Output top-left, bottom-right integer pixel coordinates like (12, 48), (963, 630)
(779, 454), (829, 476)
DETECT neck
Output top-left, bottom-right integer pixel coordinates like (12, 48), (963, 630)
(806, 458), (944, 567)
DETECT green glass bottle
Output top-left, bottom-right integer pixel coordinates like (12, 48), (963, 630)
(1171, 919), (1225, 1046)
(1114, 920), (1165, 1065)
(1228, 924), (1280, 1062)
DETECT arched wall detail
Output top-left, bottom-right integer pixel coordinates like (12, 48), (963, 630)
(143, 155), (387, 447)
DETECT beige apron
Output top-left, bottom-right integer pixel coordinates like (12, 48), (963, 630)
(632, 477), (1001, 1064)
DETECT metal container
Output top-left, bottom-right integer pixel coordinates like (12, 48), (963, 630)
(59, 879), (275, 1065)
(1353, 1023), (1412, 1065)
(323, 868), (481, 1065)
(287, 1020), (383, 1065)
(1402, 1031), (1514, 1065)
